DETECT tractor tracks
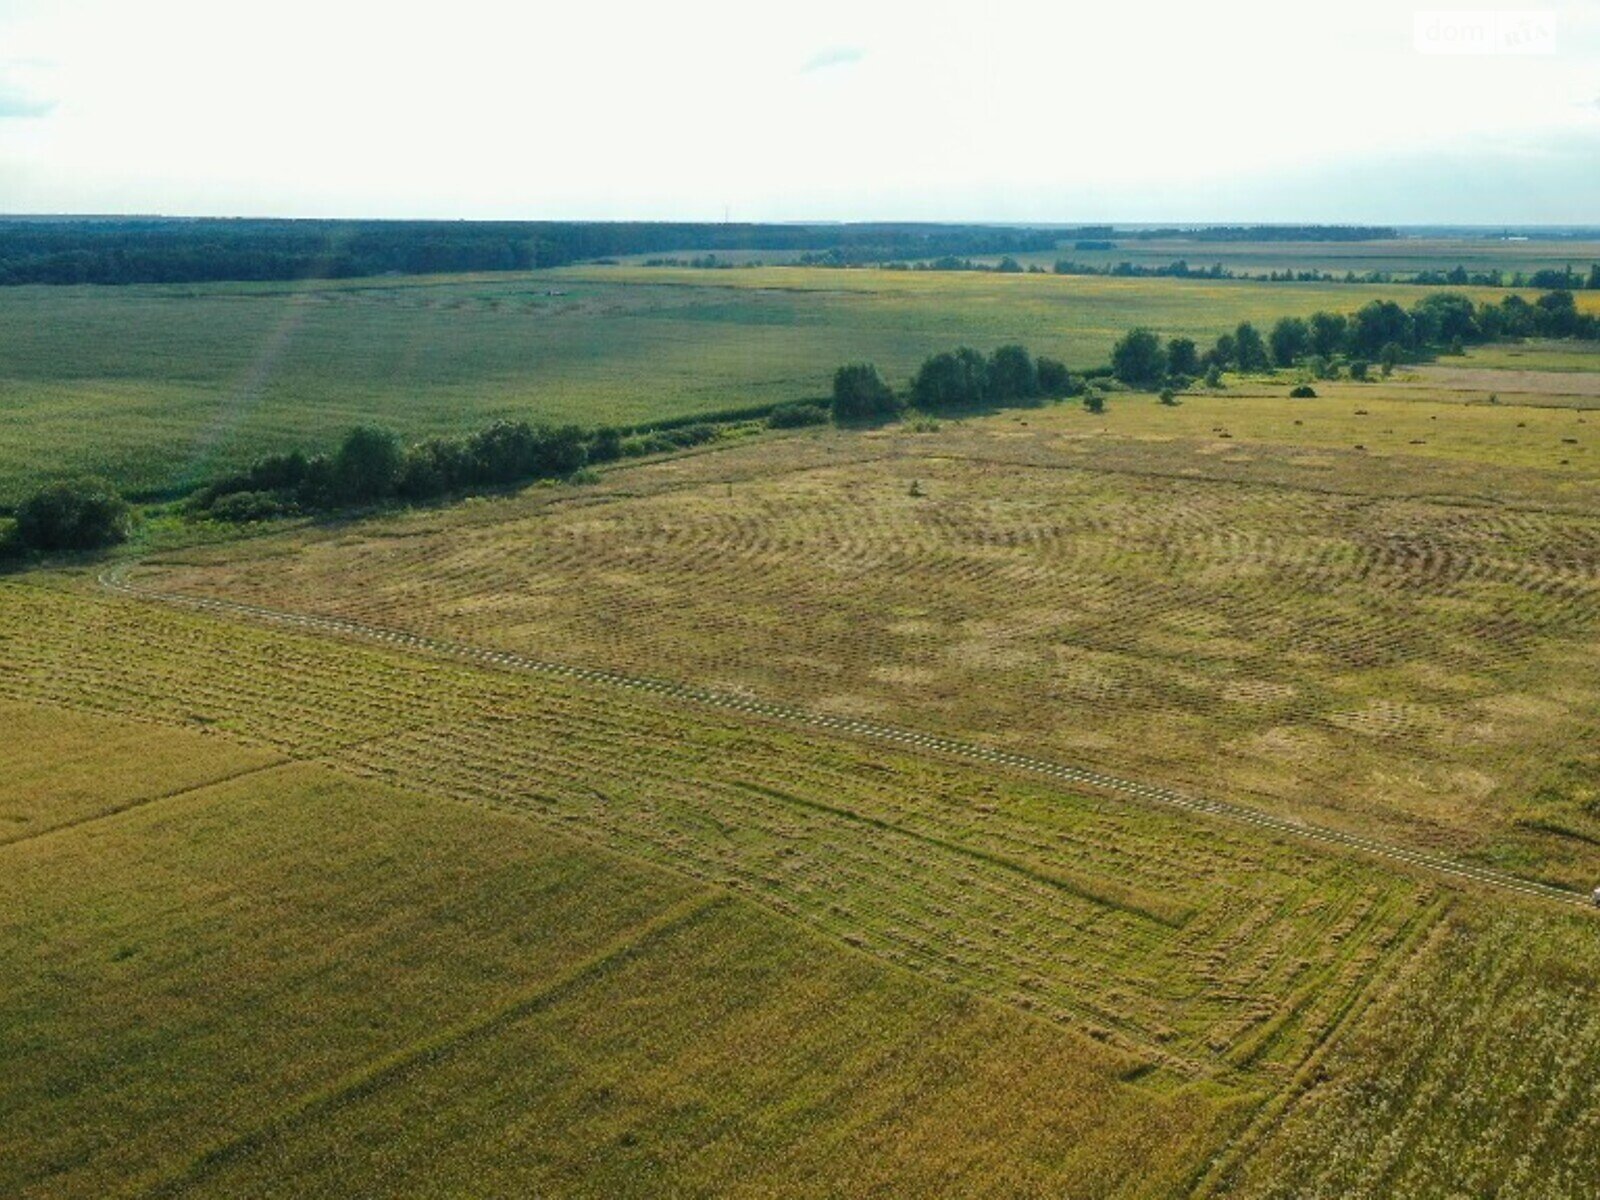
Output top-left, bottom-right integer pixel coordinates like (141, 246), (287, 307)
(99, 566), (1593, 911)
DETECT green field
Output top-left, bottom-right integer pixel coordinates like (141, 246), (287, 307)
(0, 266), (1559, 504)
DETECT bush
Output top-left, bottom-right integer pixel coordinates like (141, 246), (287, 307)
(588, 427), (624, 462)
(832, 363), (900, 421)
(1204, 365), (1224, 388)
(766, 402), (830, 429)
(1289, 384), (1318, 398)
(1158, 388), (1179, 405)
(12, 479), (130, 552)
(1349, 360), (1370, 381)
(207, 490), (295, 522)
(1084, 393), (1106, 414)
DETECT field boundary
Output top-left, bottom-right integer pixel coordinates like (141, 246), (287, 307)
(99, 566), (1594, 911)
(0, 756), (292, 850)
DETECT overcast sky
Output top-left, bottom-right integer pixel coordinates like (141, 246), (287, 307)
(2, 0), (1597, 223)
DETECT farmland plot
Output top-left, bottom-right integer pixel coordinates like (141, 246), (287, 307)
(141, 393), (1600, 886)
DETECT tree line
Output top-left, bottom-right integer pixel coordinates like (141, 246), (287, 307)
(1053, 259), (1600, 290)
(1109, 289), (1597, 387)
(831, 344), (1087, 421)
(0, 219), (1061, 286)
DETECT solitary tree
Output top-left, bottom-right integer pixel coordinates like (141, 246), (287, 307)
(1111, 327), (1165, 386)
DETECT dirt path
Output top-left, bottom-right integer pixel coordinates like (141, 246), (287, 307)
(100, 566), (1593, 911)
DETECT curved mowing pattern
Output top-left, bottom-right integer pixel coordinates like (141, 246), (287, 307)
(100, 568), (1589, 909)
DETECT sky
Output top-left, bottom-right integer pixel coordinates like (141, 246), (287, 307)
(1, 0), (1597, 223)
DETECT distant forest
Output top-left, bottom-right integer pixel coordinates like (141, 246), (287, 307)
(0, 218), (1398, 286)
(0, 219), (1062, 285)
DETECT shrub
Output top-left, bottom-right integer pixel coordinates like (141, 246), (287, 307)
(766, 402), (830, 429)
(1204, 365), (1225, 388)
(1158, 388), (1178, 405)
(1084, 393), (1106, 414)
(1349, 360), (1370, 381)
(207, 490), (295, 522)
(1289, 384), (1317, 398)
(832, 363), (900, 421)
(12, 478), (130, 552)
(588, 427), (624, 462)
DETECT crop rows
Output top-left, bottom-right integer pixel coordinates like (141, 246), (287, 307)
(1216, 906), (1600, 1200)
(146, 429), (1600, 881)
(0, 578), (1433, 1080)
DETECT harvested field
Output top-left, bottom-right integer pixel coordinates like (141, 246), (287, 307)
(140, 395), (1600, 886)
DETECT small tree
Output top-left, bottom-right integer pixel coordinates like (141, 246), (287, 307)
(1166, 337), (1199, 378)
(987, 344), (1039, 402)
(1084, 392), (1106, 414)
(1379, 342), (1403, 376)
(1269, 317), (1309, 367)
(1204, 364), (1224, 388)
(334, 426), (403, 502)
(832, 363), (899, 421)
(1233, 322), (1271, 372)
(1111, 328), (1164, 387)
(12, 479), (130, 552)
(1036, 356), (1076, 397)
(1349, 360), (1370, 381)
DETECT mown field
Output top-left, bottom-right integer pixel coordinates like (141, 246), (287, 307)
(142, 377), (1600, 889)
(0, 265), (1559, 504)
(3, 413), (1599, 1192)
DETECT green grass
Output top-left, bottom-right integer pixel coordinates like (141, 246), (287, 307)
(0, 267), (1542, 504)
